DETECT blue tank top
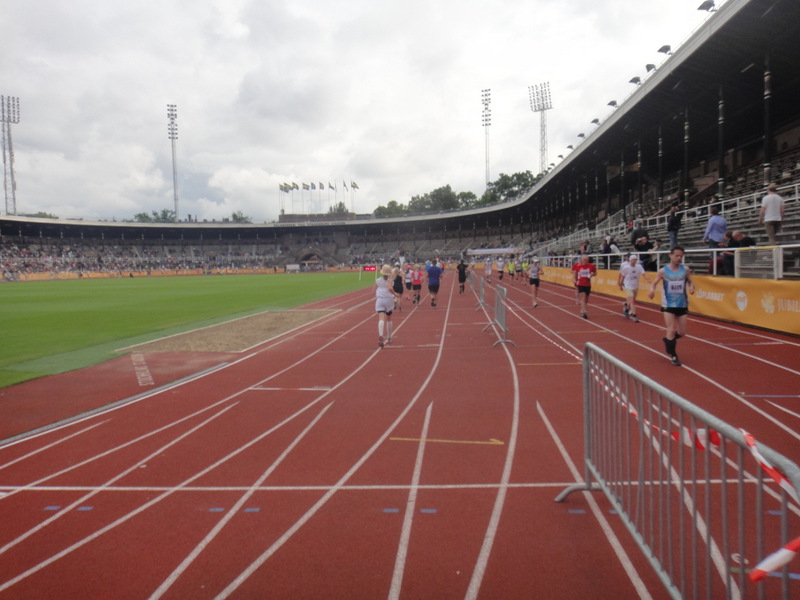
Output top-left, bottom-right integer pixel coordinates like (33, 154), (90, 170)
(661, 264), (688, 308)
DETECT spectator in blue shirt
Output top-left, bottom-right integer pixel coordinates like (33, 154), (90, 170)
(702, 205), (727, 249)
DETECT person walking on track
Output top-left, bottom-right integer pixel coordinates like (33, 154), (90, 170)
(391, 263), (405, 312)
(426, 259), (443, 308)
(528, 257), (544, 307)
(411, 265), (423, 305)
(618, 254), (652, 322)
(571, 254), (597, 319)
(375, 264), (400, 348)
(456, 259), (468, 294)
(648, 245), (695, 366)
(404, 264), (413, 301)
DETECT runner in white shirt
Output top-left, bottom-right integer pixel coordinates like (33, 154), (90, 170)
(375, 264), (400, 347)
(617, 254), (652, 323)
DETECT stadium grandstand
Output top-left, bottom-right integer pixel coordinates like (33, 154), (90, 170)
(2, 0), (799, 283)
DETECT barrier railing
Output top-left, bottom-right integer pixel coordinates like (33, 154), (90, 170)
(481, 284), (514, 346)
(556, 343), (800, 599)
(470, 269), (489, 310)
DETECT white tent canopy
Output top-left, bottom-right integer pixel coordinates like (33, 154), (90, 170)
(466, 248), (522, 256)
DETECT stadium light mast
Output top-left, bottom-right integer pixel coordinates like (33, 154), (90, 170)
(167, 104), (179, 221)
(529, 82), (552, 176)
(481, 89), (492, 188)
(1, 95), (20, 216)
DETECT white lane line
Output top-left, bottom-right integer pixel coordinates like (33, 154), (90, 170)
(0, 396), (332, 594)
(0, 403), (237, 557)
(0, 421), (107, 470)
(388, 402), (433, 600)
(149, 402), (336, 599)
(0, 301), (375, 593)
(536, 401), (653, 600)
(503, 290), (800, 442)
(464, 289), (520, 600)
(213, 272), (454, 599)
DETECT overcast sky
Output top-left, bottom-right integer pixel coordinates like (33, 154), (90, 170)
(1, 0), (721, 223)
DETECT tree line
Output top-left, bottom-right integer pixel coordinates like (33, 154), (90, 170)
(372, 170), (541, 218)
(126, 170), (540, 223)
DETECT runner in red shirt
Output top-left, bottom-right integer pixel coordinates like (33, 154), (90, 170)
(571, 254), (597, 319)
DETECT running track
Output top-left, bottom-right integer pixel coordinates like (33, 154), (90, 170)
(1, 272), (799, 599)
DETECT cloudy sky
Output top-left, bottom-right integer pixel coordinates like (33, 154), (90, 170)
(1, 0), (721, 224)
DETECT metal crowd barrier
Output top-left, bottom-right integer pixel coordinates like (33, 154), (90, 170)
(470, 269), (490, 310)
(481, 284), (515, 346)
(556, 343), (800, 599)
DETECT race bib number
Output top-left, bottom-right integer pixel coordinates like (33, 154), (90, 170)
(667, 280), (685, 294)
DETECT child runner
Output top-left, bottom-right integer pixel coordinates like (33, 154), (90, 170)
(617, 254), (652, 323)
(647, 246), (695, 366)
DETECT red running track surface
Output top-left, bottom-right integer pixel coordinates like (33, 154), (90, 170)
(0, 273), (799, 599)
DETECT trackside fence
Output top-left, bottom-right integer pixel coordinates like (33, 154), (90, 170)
(470, 270), (489, 309)
(556, 343), (800, 600)
(482, 284), (514, 347)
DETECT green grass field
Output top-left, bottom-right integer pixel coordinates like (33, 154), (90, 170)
(0, 272), (373, 389)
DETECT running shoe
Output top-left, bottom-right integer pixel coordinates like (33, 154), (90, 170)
(632, 315), (639, 323)
(582, 312), (588, 319)
(378, 336), (384, 348)
(671, 355), (681, 367)
(534, 303), (538, 308)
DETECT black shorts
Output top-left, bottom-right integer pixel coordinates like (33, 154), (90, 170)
(529, 278), (540, 287)
(393, 283), (404, 294)
(405, 282), (412, 290)
(428, 284), (440, 294)
(577, 285), (591, 296)
(412, 284), (421, 291)
(661, 306), (689, 316)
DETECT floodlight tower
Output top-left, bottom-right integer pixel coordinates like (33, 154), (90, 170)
(1, 95), (20, 215)
(529, 82), (553, 175)
(481, 89), (492, 187)
(167, 104), (179, 221)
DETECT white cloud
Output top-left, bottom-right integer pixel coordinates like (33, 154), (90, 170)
(1, 0), (721, 223)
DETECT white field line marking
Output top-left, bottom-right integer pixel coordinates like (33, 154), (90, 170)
(0, 403), (237, 557)
(0, 393), (249, 503)
(149, 402), (335, 599)
(536, 401), (653, 600)
(1, 479), (742, 494)
(0, 303), (376, 592)
(0, 395), (335, 594)
(0, 421), (107, 470)
(212, 272), (454, 599)
(388, 402), (433, 600)
(114, 308), (341, 354)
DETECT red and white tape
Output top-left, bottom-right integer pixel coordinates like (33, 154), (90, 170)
(750, 535), (800, 583)
(741, 430), (800, 505)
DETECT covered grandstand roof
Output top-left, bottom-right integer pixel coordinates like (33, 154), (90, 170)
(3, 0), (800, 240)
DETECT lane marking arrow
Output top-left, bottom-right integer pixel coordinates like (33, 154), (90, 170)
(389, 437), (504, 446)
